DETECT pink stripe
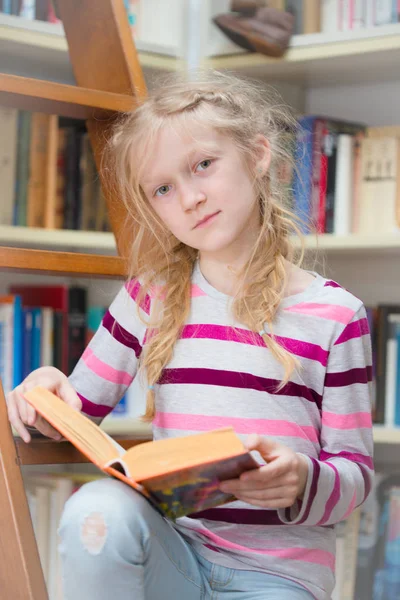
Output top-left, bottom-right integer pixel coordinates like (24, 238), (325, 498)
(180, 325), (328, 365)
(285, 303), (355, 324)
(153, 412), (319, 443)
(342, 489), (358, 521)
(82, 348), (133, 386)
(194, 528), (334, 570)
(322, 411), (372, 430)
(191, 284), (207, 297)
(317, 462), (340, 525)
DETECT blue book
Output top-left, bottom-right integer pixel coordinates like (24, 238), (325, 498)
(292, 116), (317, 233)
(2, 1), (12, 14)
(12, 295), (23, 388)
(394, 323), (400, 427)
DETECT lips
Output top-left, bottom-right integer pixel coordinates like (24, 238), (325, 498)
(194, 211), (220, 229)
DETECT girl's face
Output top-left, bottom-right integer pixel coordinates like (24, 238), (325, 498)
(141, 123), (269, 262)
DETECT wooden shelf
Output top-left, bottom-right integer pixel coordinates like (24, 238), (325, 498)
(0, 72), (135, 118)
(0, 247), (126, 278)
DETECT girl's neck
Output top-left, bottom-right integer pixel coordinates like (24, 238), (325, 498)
(198, 255), (315, 299)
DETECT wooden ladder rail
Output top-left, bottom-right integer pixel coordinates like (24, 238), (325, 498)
(0, 1), (149, 598)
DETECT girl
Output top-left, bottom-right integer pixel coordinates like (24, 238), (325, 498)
(7, 71), (374, 600)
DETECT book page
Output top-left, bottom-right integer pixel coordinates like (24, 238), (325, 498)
(24, 387), (124, 470)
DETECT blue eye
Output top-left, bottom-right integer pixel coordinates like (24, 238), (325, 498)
(155, 185), (171, 197)
(196, 159), (212, 172)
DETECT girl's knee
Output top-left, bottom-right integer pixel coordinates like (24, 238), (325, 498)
(59, 478), (149, 556)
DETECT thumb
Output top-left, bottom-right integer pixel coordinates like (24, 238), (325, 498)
(244, 434), (279, 460)
(58, 381), (82, 411)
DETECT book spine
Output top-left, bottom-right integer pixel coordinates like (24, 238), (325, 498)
(22, 308), (33, 380)
(0, 107), (18, 226)
(395, 323), (400, 426)
(292, 116), (315, 233)
(31, 307), (42, 371)
(14, 111), (31, 227)
(12, 295), (23, 388)
(333, 134), (354, 235)
(67, 287), (87, 375)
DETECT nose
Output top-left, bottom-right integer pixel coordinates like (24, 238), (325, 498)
(179, 181), (207, 212)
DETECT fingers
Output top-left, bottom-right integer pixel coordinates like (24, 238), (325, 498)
(57, 380), (82, 411)
(34, 415), (63, 441)
(7, 389), (32, 443)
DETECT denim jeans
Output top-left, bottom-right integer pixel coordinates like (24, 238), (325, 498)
(58, 478), (314, 599)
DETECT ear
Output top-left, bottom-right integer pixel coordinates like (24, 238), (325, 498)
(253, 134), (271, 177)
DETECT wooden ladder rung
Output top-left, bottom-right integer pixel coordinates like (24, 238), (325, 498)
(0, 247), (126, 278)
(15, 435), (151, 466)
(0, 73), (135, 119)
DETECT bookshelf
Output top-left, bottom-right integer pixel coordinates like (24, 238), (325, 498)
(1, 12), (400, 85)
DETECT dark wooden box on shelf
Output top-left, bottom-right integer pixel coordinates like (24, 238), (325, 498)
(0, 2), (152, 598)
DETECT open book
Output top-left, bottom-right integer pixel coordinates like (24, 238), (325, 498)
(23, 387), (259, 520)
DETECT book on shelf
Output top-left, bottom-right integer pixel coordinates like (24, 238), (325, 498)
(23, 386), (259, 520)
(0, 107), (110, 232)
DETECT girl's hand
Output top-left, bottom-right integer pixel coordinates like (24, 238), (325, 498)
(219, 434), (309, 509)
(6, 366), (82, 443)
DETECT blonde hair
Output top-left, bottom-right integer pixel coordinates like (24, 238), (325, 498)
(106, 70), (306, 421)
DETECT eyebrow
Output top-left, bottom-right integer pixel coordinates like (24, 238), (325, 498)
(142, 143), (222, 187)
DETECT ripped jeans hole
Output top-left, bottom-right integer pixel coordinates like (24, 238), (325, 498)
(80, 512), (108, 555)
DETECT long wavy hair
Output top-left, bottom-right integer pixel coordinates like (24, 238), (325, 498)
(106, 70), (306, 421)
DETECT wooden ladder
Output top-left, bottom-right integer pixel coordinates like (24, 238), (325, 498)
(0, 2), (151, 597)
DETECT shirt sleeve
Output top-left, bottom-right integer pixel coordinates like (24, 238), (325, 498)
(278, 304), (374, 526)
(68, 279), (150, 425)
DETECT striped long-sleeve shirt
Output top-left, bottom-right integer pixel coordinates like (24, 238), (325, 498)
(68, 262), (374, 600)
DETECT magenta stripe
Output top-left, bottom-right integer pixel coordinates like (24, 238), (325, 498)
(78, 392), (113, 418)
(317, 462), (340, 525)
(297, 457), (320, 524)
(188, 508), (284, 525)
(125, 279), (151, 315)
(180, 325), (328, 366)
(324, 280), (342, 289)
(324, 365), (372, 387)
(320, 449), (373, 470)
(334, 318), (370, 345)
(102, 311), (142, 357)
(158, 368), (322, 409)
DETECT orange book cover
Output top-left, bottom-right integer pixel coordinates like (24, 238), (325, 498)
(23, 387), (259, 520)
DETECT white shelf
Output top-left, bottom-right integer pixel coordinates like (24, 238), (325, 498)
(99, 421), (399, 444)
(0, 225), (117, 252)
(303, 232), (400, 254)
(2, 226), (400, 255)
(206, 22), (400, 86)
(101, 417), (152, 437)
(0, 13), (180, 83)
(373, 426), (400, 445)
(1, 13), (400, 85)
